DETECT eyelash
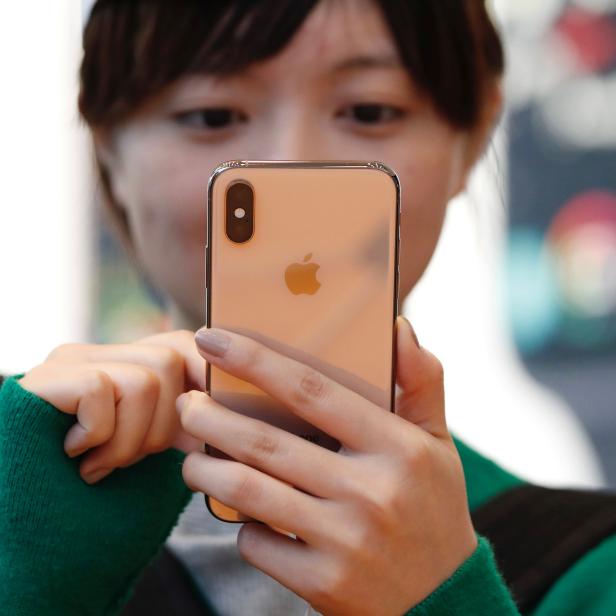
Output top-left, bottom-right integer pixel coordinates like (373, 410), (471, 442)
(174, 108), (248, 130)
(173, 103), (407, 132)
(336, 103), (407, 125)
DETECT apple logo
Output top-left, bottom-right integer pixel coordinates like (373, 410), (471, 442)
(284, 253), (321, 295)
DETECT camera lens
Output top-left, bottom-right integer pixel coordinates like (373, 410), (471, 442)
(225, 181), (254, 243)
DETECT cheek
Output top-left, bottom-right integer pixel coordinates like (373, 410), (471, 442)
(388, 135), (465, 295)
(128, 147), (205, 245)
(118, 136), (214, 316)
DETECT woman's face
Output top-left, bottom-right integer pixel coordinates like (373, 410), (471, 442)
(99, 0), (493, 330)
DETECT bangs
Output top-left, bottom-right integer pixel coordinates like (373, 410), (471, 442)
(183, 0), (321, 74)
(376, 0), (503, 127)
(80, 0), (319, 126)
(80, 0), (503, 129)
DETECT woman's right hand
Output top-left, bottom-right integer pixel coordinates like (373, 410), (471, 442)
(18, 329), (206, 484)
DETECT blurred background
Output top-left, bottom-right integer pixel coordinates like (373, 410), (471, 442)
(0, 1), (614, 488)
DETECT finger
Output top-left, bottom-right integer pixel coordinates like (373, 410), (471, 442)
(134, 329), (206, 391)
(47, 331), (206, 392)
(49, 335), (193, 452)
(394, 316), (448, 439)
(236, 523), (321, 607)
(178, 390), (351, 499)
(78, 364), (158, 481)
(125, 332), (208, 451)
(119, 340), (187, 452)
(182, 452), (328, 545)
(193, 328), (393, 452)
(19, 363), (118, 456)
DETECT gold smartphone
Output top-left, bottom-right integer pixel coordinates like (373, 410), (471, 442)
(204, 160), (401, 522)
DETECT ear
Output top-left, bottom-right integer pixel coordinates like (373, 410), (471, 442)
(91, 127), (129, 211)
(451, 79), (504, 197)
(92, 127), (115, 170)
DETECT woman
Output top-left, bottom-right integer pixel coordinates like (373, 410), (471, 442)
(1, 1), (615, 615)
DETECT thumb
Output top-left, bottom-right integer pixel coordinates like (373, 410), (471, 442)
(394, 315), (448, 439)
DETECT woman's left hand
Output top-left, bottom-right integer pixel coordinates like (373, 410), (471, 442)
(176, 316), (477, 616)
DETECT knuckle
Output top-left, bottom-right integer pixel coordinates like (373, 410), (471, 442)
(111, 448), (136, 468)
(81, 375), (116, 443)
(145, 442), (168, 455)
(178, 329), (195, 341)
(293, 367), (328, 407)
(245, 427), (278, 466)
(46, 342), (84, 362)
(84, 369), (114, 399)
(357, 488), (393, 529)
(141, 432), (170, 454)
(129, 366), (160, 400)
(349, 469), (403, 531)
(333, 516), (373, 557)
(338, 468), (370, 502)
(241, 338), (263, 370)
(312, 562), (347, 609)
(424, 350), (445, 385)
(227, 470), (261, 504)
(400, 431), (432, 473)
(151, 346), (184, 378)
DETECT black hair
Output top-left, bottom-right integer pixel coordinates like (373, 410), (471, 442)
(80, 0), (504, 130)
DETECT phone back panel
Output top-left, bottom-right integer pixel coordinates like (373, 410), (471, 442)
(206, 161), (400, 522)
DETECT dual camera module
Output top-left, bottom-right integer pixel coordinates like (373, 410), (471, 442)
(225, 181), (254, 243)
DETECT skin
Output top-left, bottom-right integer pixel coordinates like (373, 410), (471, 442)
(19, 0), (502, 613)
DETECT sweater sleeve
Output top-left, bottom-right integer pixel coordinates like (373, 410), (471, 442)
(0, 374), (195, 616)
(404, 535), (521, 616)
(531, 532), (616, 614)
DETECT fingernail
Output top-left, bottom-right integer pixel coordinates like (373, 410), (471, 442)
(82, 468), (111, 484)
(66, 445), (87, 459)
(64, 424), (89, 458)
(195, 328), (230, 357)
(400, 316), (420, 348)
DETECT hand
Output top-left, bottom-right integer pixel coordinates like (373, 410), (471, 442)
(177, 317), (477, 616)
(19, 330), (206, 484)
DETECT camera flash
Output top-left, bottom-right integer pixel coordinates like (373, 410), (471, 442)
(234, 207), (246, 219)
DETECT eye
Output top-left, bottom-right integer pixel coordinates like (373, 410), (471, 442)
(337, 103), (406, 125)
(174, 107), (248, 130)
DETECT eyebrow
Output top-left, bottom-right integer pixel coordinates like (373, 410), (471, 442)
(329, 53), (403, 73)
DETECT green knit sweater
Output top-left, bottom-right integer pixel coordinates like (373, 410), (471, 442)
(1, 373), (615, 615)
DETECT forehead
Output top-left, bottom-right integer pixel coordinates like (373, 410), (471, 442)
(242, 0), (400, 80)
